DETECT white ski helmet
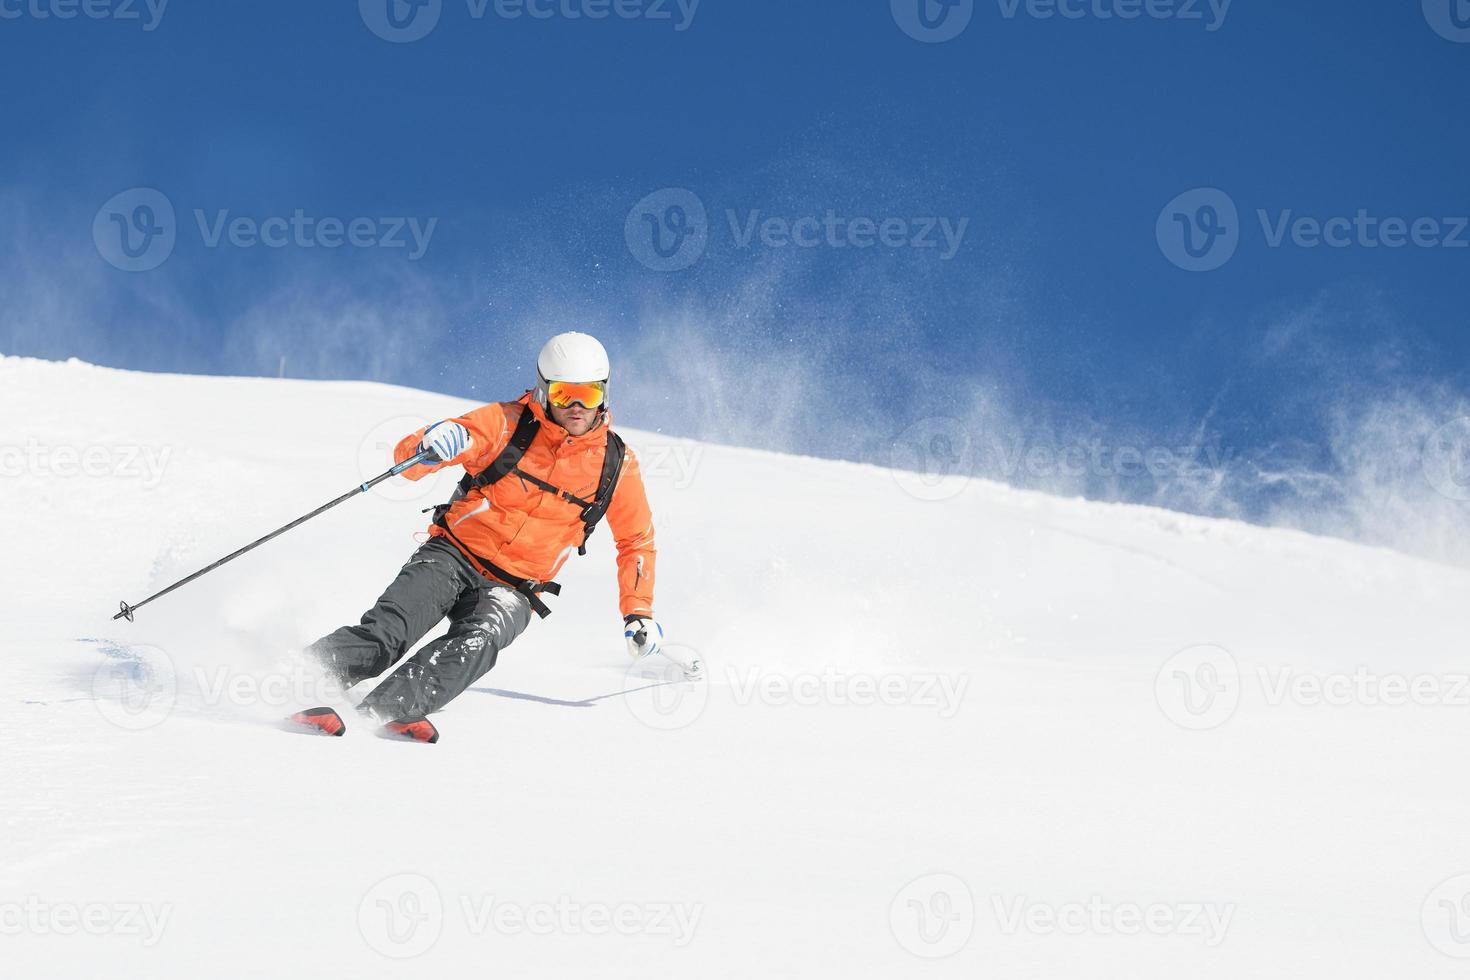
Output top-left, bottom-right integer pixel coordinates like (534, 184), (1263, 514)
(534, 331), (611, 408)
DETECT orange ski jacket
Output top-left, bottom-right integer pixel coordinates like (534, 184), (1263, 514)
(393, 392), (655, 620)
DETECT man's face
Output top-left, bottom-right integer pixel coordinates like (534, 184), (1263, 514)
(549, 400), (597, 436)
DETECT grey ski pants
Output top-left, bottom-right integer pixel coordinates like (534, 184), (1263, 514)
(306, 537), (532, 721)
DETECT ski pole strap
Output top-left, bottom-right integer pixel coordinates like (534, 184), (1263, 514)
(435, 518), (561, 619)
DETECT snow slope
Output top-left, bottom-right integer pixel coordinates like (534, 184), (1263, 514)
(2, 354), (1468, 979)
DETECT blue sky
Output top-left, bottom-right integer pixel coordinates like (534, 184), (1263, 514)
(2, 0), (1468, 554)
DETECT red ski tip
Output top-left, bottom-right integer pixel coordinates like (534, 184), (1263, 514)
(381, 718), (439, 744)
(285, 707), (346, 737)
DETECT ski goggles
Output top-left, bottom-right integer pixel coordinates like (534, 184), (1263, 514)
(547, 379), (606, 410)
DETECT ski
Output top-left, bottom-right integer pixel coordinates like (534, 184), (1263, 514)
(380, 717), (440, 744)
(281, 707), (439, 743)
(283, 706), (347, 737)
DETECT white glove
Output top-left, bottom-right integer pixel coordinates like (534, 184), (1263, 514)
(421, 420), (471, 462)
(624, 616), (664, 659)
(625, 616), (702, 681)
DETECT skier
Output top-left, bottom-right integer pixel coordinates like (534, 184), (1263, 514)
(291, 332), (668, 742)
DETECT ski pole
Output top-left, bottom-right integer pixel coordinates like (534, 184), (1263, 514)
(634, 625), (702, 680)
(113, 449), (435, 622)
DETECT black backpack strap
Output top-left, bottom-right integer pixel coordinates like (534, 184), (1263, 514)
(458, 405), (540, 495)
(428, 417), (626, 605)
(510, 467), (595, 511)
(475, 424), (626, 554)
(575, 431), (626, 555)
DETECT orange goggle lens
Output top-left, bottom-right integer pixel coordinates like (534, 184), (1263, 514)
(547, 380), (606, 409)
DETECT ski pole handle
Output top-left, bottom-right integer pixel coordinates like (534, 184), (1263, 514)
(113, 449), (435, 622)
(382, 448), (436, 484)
